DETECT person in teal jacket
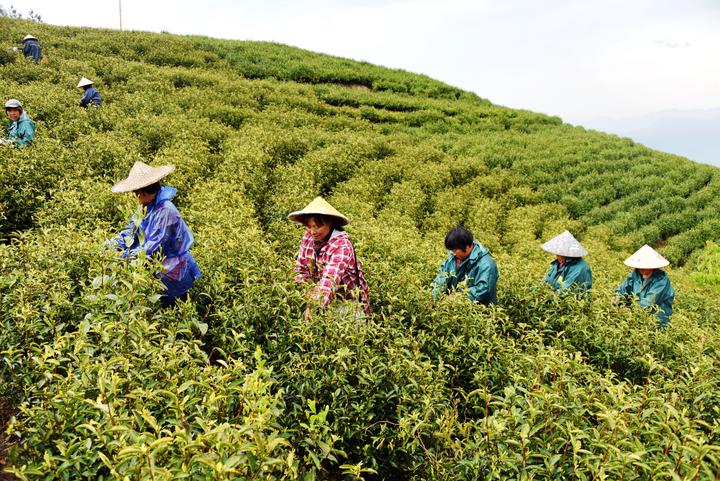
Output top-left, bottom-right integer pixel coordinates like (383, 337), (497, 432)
(541, 230), (592, 297)
(2, 99), (36, 147)
(615, 245), (674, 328)
(432, 226), (498, 305)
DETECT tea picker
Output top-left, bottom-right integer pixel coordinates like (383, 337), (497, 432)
(540, 230), (592, 297)
(21, 34), (42, 63)
(289, 197), (371, 320)
(77, 77), (102, 108)
(615, 245), (674, 328)
(108, 161), (201, 308)
(1, 99), (36, 147)
(431, 226), (499, 305)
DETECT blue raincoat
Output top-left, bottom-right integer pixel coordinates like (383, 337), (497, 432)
(544, 257), (592, 297)
(22, 39), (42, 62)
(615, 269), (674, 328)
(112, 186), (201, 301)
(80, 87), (102, 108)
(5, 111), (36, 147)
(432, 241), (498, 305)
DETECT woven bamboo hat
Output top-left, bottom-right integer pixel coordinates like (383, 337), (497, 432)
(77, 77), (94, 88)
(22, 34), (38, 41)
(541, 230), (588, 257)
(288, 197), (349, 226)
(111, 161), (175, 193)
(624, 245), (669, 269)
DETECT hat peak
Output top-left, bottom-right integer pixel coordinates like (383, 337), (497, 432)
(541, 230), (588, 257)
(288, 196), (350, 226)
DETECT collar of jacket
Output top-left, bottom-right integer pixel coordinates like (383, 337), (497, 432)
(314, 228), (346, 248)
(457, 241), (488, 267)
(146, 185), (177, 211)
(11, 111), (30, 126)
(553, 256), (582, 267)
(635, 268), (666, 281)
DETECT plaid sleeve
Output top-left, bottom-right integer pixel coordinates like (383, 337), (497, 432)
(312, 238), (354, 307)
(293, 231), (315, 284)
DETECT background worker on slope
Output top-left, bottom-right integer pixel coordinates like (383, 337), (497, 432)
(1, 99), (36, 147)
(541, 230), (592, 297)
(615, 245), (674, 328)
(77, 77), (102, 108)
(21, 34), (42, 62)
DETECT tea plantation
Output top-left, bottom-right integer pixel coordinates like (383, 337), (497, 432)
(1, 17), (720, 480)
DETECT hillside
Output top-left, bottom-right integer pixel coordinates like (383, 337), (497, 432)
(581, 108), (720, 167)
(2, 17), (720, 480)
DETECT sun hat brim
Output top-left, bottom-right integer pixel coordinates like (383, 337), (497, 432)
(623, 245), (670, 269)
(540, 230), (588, 257)
(541, 244), (589, 257)
(4, 99), (22, 109)
(111, 163), (175, 193)
(77, 77), (94, 88)
(288, 197), (350, 226)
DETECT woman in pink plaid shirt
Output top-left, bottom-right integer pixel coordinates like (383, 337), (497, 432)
(289, 197), (371, 320)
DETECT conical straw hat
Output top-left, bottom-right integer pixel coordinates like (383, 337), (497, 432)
(111, 161), (175, 193)
(623, 244), (669, 269)
(23, 34), (37, 41)
(540, 230), (588, 257)
(288, 197), (349, 226)
(77, 77), (94, 88)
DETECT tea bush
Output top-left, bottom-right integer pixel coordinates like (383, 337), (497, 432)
(2, 16), (720, 480)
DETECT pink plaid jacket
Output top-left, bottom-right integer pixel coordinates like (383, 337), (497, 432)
(294, 230), (371, 315)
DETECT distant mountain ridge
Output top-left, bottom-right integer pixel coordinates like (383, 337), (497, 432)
(580, 108), (720, 167)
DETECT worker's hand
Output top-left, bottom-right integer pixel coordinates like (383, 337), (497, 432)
(304, 307), (313, 321)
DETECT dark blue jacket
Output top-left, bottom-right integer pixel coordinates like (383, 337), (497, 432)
(112, 186), (201, 300)
(432, 241), (498, 305)
(80, 87), (102, 107)
(22, 39), (42, 62)
(616, 269), (674, 328)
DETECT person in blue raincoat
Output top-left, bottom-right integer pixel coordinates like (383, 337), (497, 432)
(21, 34), (42, 62)
(615, 245), (674, 328)
(109, 161), (201, 307)
(432, 226), (498, 305)
(77, 77), (102, 108)
(541, 230), (592, 297)
(1, 99), (35, 147)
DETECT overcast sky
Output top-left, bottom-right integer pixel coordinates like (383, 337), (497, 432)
(8, 0), (720, 161)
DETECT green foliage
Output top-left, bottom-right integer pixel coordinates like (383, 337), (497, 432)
(691, 241), (720, 289)
(2, 16), (720, 481)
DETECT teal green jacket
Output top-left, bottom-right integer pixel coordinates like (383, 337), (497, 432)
(616, 269), (674, 328)
(6, 111), (36, 147)
(432, 241), (498, 305)
(544, 257), (592, 296)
